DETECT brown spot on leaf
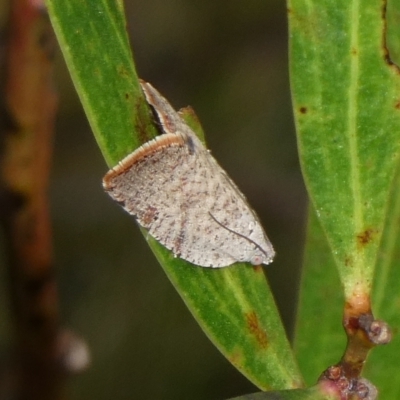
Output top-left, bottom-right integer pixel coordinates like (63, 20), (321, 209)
(395, 100), (400, 109)
(245, 311), (268, 348)
(351, 48), (358, 56)
(299, 106), (307, 114)
(117, 64), (129, 78)
(344, 256), (352, 267)
(135, 100), (154, 144)
(356, 228), (377, 247)
(381, 0), (400, 74)
(252, 265), (263, 273)
(228, 351), (243, 367)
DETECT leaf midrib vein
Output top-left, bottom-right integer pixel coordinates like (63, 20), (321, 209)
(347, 0), (363, 283)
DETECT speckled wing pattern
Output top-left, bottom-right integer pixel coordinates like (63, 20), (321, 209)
(102, 81), (275, 268)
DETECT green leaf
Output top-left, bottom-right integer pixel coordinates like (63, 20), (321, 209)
(364, 160), (400, 397)
(294, 208), (345, 385)
(46, 0), (303, 390)
(294, 165), (400, 394)
(291, 2), (400, 393)
(151, 245), (302, 390)
(46, 0), (158, 166)
(288, 0), (400, 299)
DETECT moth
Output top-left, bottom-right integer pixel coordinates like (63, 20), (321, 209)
(103, 81), (275, 267)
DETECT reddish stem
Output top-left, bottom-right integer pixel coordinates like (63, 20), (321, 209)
(0, 0), (65, 398)
(318, 293), (390, 399)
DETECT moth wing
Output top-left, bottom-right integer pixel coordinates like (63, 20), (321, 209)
(103, 134), (187, 252)
(182, 132), (275, 266)
(103, 132), (237, 267)
(207, 150), (275, 263)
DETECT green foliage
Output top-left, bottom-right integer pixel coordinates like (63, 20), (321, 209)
(294, 210), (344, 384)
(289, 0), (400, 297)
(290, 0), (400, 396)
(46, 0), (400, 398)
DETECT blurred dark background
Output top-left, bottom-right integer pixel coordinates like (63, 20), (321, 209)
(0, 0), (308, 399)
